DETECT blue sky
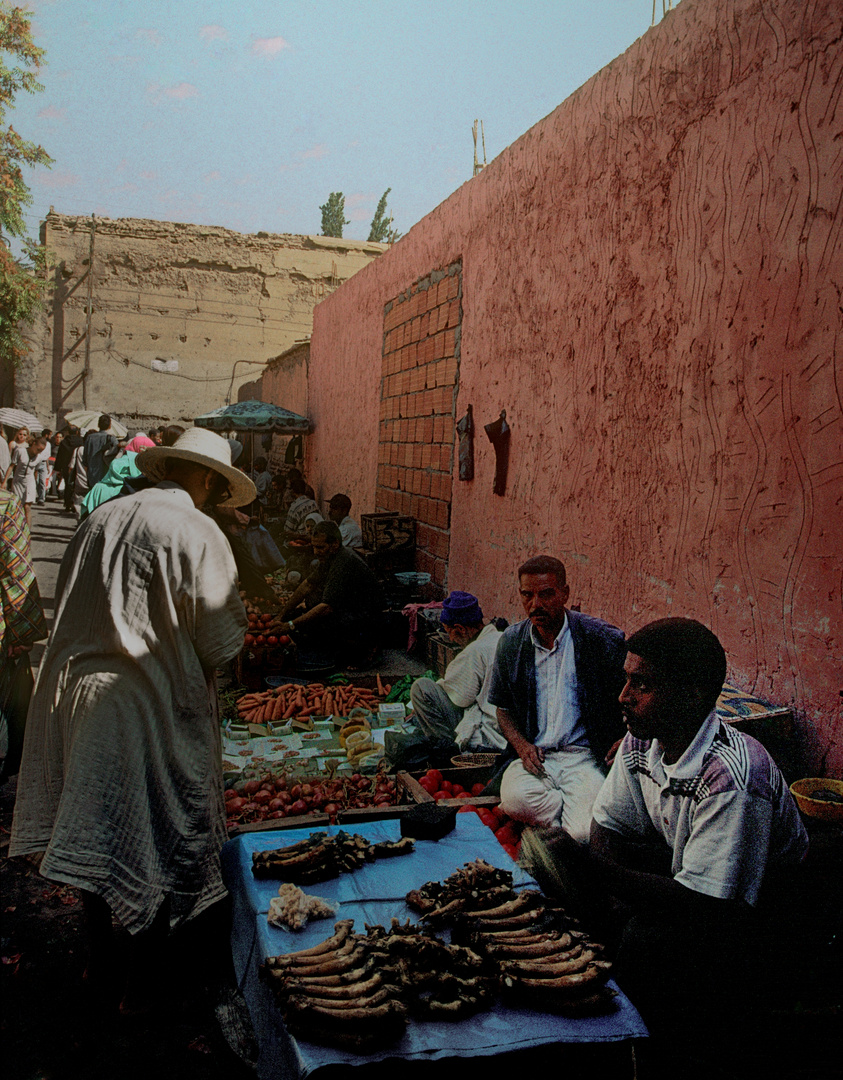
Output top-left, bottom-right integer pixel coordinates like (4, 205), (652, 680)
(11, 1), (679, 248)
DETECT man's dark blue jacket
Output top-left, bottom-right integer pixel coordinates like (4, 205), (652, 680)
(488, 609), (627, 769)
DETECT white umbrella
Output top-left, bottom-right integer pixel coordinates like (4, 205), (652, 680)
(63, 410), (128, 438)
(0, 407), (45, 435)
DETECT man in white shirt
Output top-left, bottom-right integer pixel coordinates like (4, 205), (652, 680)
(590, 617), (808, 1062)
(409, 591), (505, 753)
(10, 428), (255, 1014)
(327, 493), (363, 549)
(488, 556), (627, 843)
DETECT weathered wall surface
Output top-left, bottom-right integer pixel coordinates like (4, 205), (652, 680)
(303, 0), (843, 774)
(19, 214), (384, 427)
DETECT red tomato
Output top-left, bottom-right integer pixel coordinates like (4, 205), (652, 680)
(451, 784), (466, 796)
(455, 791), (472, 799)
(254, 634), (266, 645)
(502, 843), (519, 860)
(266, 635), (279, 646)
(440, 780), (454, 794)
(433, 790), (450, 801)
(424, 769), (443, 788)
(418, 777), (438, 794)
(244, 634), (254, 646)
(477, 809), (497, 828)
(457, 805), (475, 813)
(278, 635), (291, 646)
(471, 783), (486, 796)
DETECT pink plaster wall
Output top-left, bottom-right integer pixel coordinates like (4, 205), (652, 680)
(306, 0), (843, 775)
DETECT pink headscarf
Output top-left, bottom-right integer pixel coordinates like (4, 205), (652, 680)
(125, 435), (156, 453)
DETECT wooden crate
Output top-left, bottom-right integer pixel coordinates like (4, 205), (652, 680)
(362, 513), (416, 552)
(226, 769), (425, 835)
(426, 631), (462, 676)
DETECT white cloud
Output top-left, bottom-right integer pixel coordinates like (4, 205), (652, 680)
(147, 82), (200, 105)
(346, 192), (374, 222)
(200, 25), (228, 43)
(139, 170), (158, 181)
(135, 28), (163, 47)
(204, 170), (221, 182)
(37, 105), (66, 119)
(301, 144), (328, 160)
(250, 36), (289, 57)
(36, 170), (79, 190)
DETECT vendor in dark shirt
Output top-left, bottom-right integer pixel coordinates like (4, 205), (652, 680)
(272, 520), (383, 667)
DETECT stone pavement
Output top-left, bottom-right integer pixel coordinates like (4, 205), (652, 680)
(27, 498), (77, 673)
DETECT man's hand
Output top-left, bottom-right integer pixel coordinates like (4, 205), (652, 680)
(516, 739), (546, 777)
(497, 706), (547, 776)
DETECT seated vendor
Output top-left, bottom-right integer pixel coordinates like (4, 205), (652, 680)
(409, 591), (507, 755)
(251, 456), (273, 507)
(589, 617), (808, 1058)
(327, 493), (363, 549)
(272, 520), (384, 667)
(283, 471), (319, 541)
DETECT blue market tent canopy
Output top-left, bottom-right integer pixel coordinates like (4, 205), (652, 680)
(193, 400), (311, 434)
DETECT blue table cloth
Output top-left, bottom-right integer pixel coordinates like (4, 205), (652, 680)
(221, 816), (647, 1078)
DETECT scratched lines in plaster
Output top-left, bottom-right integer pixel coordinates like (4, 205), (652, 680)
(779, 370), (814, 707)
(733, 368), (769, 687)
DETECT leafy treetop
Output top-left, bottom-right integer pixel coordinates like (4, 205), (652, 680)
(368, 188), (401, 244)
(1, 2), (53, 372)
(320, 192), (349, 238)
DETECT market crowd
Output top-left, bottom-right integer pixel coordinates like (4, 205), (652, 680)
(1, 415), (810, 1074)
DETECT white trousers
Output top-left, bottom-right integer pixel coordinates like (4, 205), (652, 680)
(499, 745), (606, 844)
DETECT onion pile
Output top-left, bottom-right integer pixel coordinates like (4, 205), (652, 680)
(224, 769), (400, 829)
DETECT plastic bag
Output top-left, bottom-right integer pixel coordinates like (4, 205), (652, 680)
(383, 726), (457, 772)
(245, 523), (285, 572)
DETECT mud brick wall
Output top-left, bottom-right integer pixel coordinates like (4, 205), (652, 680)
(16, 214), (384, 428)
(376, 263), (462, 588)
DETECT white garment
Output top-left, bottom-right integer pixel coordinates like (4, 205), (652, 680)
(338, 515), (363, 549)
(9, 444), (36, 503)
(9, 482), (248, 933)
(531, 615), (587, 749)
(499, 746), (607, 843)
(438, 623), (506, 750)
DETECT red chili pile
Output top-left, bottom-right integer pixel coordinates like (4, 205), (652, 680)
(416, 768), (522, 860)
(224, 770), (400, 829)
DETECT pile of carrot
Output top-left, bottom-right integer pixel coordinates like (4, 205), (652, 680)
(235, 678), (393, 724)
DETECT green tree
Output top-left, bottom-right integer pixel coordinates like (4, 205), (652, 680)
(319, 191), (348, 238)
(1, 2), (52, 372)
(367, 188), (401, 244)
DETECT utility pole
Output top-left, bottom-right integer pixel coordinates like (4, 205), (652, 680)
(82, 213), (96, 409)
(473, 120), (487, 177)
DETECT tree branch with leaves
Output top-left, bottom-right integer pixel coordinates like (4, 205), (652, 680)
(1, 2), (52, 372)
(319, 192), (349, 238)
(368, 188), (400, 244)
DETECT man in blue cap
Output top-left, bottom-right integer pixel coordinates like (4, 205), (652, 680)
(409, 591), (506, 754)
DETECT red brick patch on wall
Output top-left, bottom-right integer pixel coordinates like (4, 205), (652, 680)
(378, 262), (462, 590)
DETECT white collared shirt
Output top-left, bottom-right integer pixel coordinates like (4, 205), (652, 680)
(531, 614), (588, 750)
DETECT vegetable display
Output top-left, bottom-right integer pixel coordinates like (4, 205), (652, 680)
(234, 681), (391, 723)
(224, 768), (401, 828)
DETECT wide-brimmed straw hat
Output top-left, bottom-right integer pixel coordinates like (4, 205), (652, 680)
(138, 427), (257, 507)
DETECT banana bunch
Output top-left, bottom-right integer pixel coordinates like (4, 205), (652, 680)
(340, 717), (374, 765)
